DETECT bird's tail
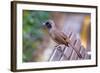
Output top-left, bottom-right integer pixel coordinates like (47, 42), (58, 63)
(68, 44), (82, 58)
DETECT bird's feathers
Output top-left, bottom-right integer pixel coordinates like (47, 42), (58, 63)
(50, 29), (69, 46)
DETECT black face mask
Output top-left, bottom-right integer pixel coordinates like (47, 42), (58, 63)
(45, 21), (52, 29)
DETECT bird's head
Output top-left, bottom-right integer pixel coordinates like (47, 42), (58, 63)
(43, 20), (55, 30)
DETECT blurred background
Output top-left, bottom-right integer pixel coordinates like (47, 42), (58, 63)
(23, 10), (91, 62)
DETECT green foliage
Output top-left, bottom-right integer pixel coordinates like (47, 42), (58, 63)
(23, 10), (51, 62)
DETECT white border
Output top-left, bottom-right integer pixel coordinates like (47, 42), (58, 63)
(17, 3), (96, 69)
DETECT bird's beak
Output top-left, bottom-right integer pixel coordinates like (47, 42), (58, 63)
(41, 23), (47, 30)
(42, 22), (46, 27)
(41, 23), (49, 34)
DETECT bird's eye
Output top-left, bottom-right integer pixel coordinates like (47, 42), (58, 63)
(45, 22), (50, 25)
(45, 21), (52, 29)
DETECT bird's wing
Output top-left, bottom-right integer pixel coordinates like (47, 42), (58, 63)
(61, 32), (70, 43)
(52, 30), (68, 45)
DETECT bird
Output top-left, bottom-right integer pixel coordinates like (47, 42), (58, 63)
(43, 20), (82, 58)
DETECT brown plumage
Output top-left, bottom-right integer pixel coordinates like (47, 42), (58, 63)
(43, 20), (82, 58)
(50, 28), (69, 46)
